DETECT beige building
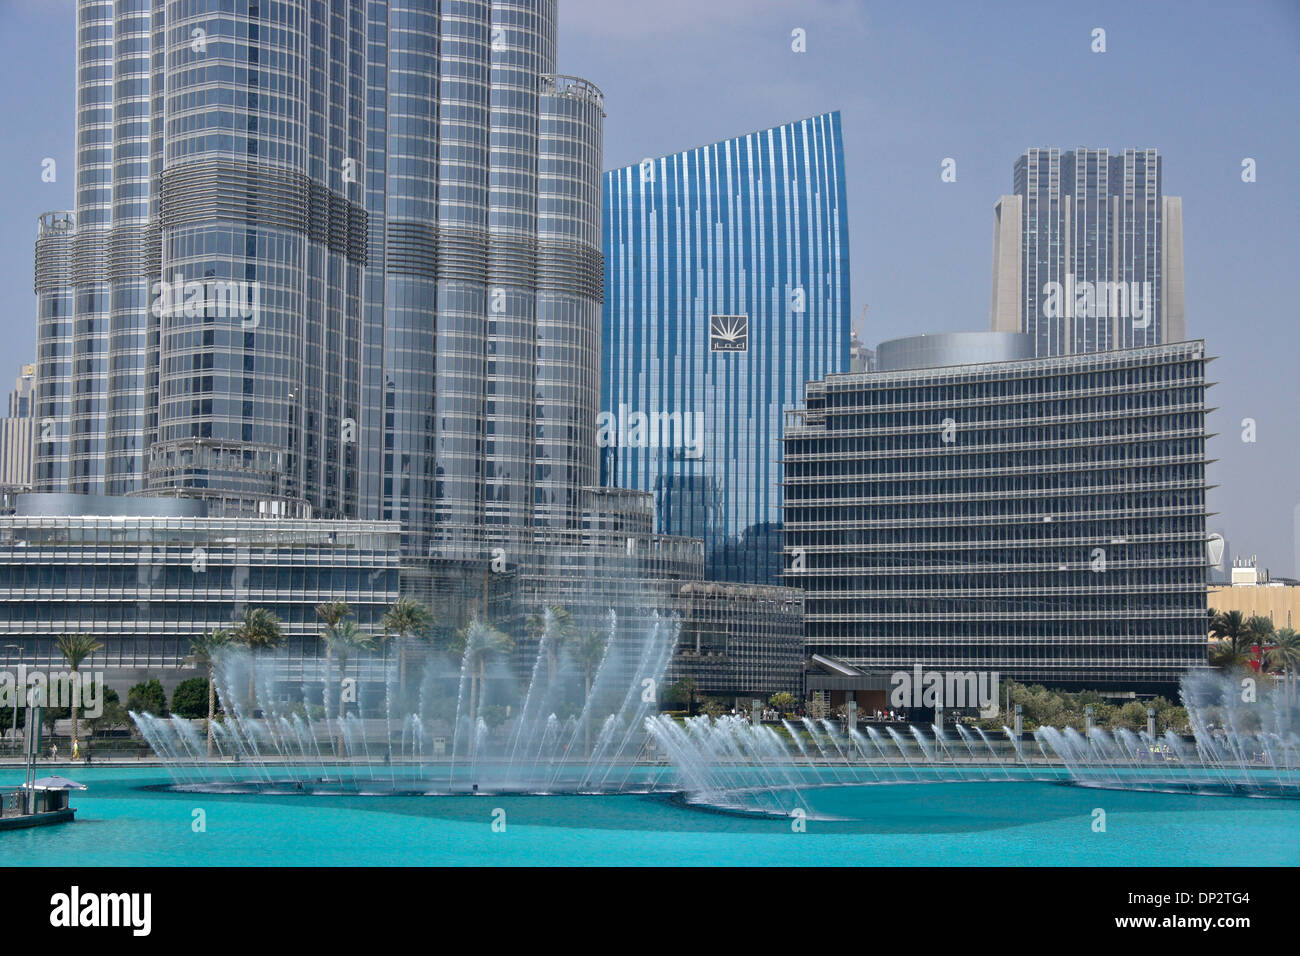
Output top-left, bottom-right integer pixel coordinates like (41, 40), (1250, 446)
(1208, 558), (1300, 632)
(0, 364), (35, 488)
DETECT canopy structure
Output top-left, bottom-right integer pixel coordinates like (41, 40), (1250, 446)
(24, 776), (87, 791)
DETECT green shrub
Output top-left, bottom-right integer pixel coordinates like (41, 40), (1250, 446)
(170, 677), (212, 719)
(126, 679), (168, 717)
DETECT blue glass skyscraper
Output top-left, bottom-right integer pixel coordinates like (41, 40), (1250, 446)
(601, 112), (850, 584)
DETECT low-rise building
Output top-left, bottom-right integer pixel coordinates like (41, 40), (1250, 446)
(1209, 557), (1300, 632)
(0, 493), (401, 694)
(669, 581), (805, 700)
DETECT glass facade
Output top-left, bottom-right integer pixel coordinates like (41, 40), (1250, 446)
(359, 1), (604, 561)
(993, 147), (1184, 357)
(670, 582), (805, 698)
(602, 112), (850, 585)
(23, 2), (805, 694)
(0, 509), (400, 671)
(34, 1), (606, 562)
(34, 0), (367, 517)
(783, 341), (1211, 692)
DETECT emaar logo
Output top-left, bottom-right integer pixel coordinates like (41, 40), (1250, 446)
(709, 314), (748, 352)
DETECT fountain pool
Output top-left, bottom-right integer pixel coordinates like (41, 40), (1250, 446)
(1, 765), (1296, 866)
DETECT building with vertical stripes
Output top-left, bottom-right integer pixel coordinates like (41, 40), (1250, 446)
(0, 364), (36, 489)
(601, 112), (851, 585)
(31, 1), (608, 564)
(990, 147), (1185, 356)
(33, 0), (368, 519)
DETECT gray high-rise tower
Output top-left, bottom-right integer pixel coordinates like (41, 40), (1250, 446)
(990, 147), (1186, 356)
(35, 0), (368, 519)
(32, 1), (605, 565)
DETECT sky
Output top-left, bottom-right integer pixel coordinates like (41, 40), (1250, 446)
(1, 0), (1297, 574)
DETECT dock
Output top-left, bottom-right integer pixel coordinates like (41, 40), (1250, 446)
(0, 786), (77, 830)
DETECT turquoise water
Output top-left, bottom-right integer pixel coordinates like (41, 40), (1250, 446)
(2, 766), (1297, 866)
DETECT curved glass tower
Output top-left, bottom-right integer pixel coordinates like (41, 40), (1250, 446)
(601, 112), (851, 584)
(147, 0), (367, 517)
(361, 0), (603, 559)
(34, 0), (606, 563)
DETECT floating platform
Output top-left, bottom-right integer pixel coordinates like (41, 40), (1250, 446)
(0, 808), (76, 830)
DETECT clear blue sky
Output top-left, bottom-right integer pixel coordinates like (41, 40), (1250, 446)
(2, 0), (1297, 574)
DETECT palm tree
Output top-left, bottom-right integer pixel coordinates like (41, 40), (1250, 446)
(1265, 627), (1300, 700)
(188, 629), (230, 756)
(381, 597), (432, 699)
(324, 619), (375, 722)
(458, 620), (513, 751)
(1210, 609), (1249, 649)
(1211, 641), (1254, 671)
(315, 602), (352, 717)
(1210, 609), (1256, 670)
(315, 601), (352, 632)
(54, 633), (103, 759)
(526, 605), (577, 684)
(1246, 615), (1275, 657)
(231, 607), (283, 712)
(572, 629), (607, 755)
(550, 606), (580, 683)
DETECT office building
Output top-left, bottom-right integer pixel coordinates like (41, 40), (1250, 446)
(0, 364), (35, 488)
(783, 336), (1211, 693)
(991, 147), (1185, 356)
(669, 582), (805, 699)
(0, 493), (400, 694)
(32, 1), (606, 562)
(602, 112), (851, 585)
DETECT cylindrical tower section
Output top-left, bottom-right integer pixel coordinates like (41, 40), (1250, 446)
(104, 0), (153, 494)
(33, 211), (77, 493)
(534, 74), (603, 530)
(432, 0), (491, 556)
(149, 0), (366, 517)
(68, 0), (117, 494)
(369, 0), (443, 556)
(144, 0), (166, 469)
(482, 0), (555, 555)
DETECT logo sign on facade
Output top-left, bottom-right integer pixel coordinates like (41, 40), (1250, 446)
(709, 314), (748, 352)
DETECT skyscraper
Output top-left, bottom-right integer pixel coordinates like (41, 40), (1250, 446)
(23, 1), (803, 697)
(601, 112), (851, 584)
(32, 1), (605, 564)
(0, 364), (36, 488)
(990, 147), (1185, 356)
(358, 4), (604, 559)
(35, 0), (367, 518)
